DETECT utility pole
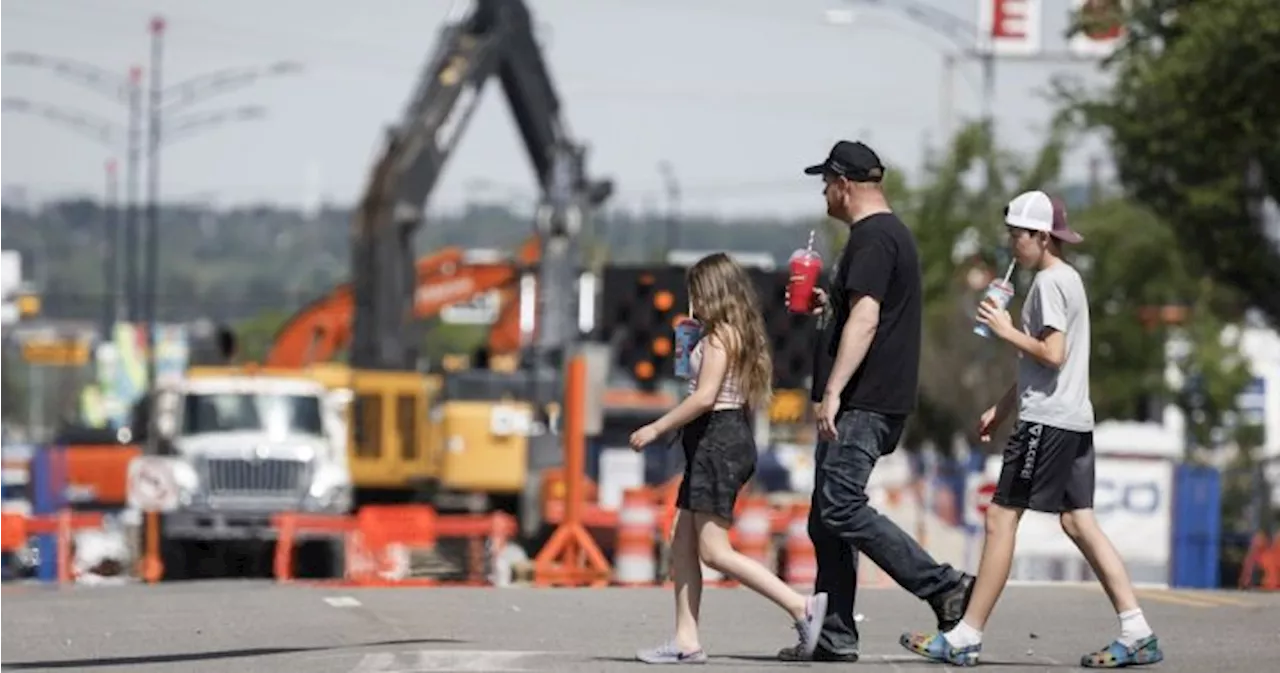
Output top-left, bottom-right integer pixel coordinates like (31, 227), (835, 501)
(4, 48), (297, 335)
(102, 159), (120, 340)
(143, 16), (166, 392)
(657, 161), (680, 261)
(125, 67), (143, 324)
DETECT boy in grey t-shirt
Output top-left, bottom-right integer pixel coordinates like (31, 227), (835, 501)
(900, 191), (1164, 669)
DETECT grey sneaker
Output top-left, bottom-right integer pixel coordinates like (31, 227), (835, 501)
(636, 640), (708, 665)
(790, 592), (830, 659)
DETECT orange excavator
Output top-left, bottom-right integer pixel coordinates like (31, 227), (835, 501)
(266, 237), (540, 369)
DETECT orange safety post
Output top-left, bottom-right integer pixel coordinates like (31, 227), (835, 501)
(141, 511), (163, 584)
(534, 354), (612, 587)
(1265, 535), (1280, 591)
(1239, 531), (1270, 590)
(274, 513), (299, 583)
(783, 503), (817, 589)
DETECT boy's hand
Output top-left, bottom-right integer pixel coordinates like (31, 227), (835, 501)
(976, 301), (1014, 339)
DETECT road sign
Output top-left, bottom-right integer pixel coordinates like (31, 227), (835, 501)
(127, 457), (180, 512)
(20, 338), (89, 365)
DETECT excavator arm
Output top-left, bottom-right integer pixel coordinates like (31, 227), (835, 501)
(267, 237), (539, 368)
(350, 0), (611, 371)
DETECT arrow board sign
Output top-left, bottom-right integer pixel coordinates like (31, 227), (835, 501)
(127, 456), (181, 512)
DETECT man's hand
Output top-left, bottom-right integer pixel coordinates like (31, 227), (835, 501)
(976, 299), (1015, 340)
(977, 405), (1001, 443)
(786, 279), (828, 316)
(816, 395), (840, 440)
(629, 424), (659, 451)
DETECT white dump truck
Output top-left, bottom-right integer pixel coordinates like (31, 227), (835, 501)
(140, 368), (353, 579)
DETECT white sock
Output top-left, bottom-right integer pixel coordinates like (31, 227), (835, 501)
(1118, 608), (1153, 647)
(943, 620), (983, 648)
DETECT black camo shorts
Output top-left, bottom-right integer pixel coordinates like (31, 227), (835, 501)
(676, 409), (757, 521)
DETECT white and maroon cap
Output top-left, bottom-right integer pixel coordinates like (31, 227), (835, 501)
(1003, 190), (1083, 244)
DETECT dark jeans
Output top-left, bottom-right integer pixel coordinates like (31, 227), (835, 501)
(809, 408), (962, 654)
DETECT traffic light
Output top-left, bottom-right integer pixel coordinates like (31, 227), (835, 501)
(597, 265), (818, 390)
(597, 266), (687, 391)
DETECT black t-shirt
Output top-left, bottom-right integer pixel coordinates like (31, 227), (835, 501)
(809, 212), (922, 415)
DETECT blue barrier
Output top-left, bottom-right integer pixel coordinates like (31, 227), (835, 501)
(29, 446), (67, 582)
(1170, 463), (1221, 588)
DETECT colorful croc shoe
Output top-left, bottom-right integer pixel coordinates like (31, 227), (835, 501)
(899, 631), (981, 667)
(1081, 635), (1165, 668)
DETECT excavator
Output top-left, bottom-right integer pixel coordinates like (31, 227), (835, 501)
(214, 0), (614, 542)
(255, 235), (543, 514)
(265, 236), (539, 369)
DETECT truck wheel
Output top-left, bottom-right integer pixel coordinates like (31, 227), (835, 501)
(160, 540), (193, 581)
(295, 540), (342, 579)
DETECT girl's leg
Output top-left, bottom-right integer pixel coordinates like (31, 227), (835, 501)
(692, 512), (808, 619)
(671, 509), (703, 651)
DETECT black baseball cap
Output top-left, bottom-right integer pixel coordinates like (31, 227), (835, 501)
(803, 140), (885, 182)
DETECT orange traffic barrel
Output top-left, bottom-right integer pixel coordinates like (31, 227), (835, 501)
(784, 503), (817, 589)
(614, 487), (657, 586)
(735, 496), (773, 572)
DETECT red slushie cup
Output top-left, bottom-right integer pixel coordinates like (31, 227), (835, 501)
(788, 248), (823, 313)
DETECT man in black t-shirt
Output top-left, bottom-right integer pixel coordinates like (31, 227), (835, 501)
(777, 141), (973, 662)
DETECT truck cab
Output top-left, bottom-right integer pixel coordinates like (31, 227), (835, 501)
(145, 370), (352, 578)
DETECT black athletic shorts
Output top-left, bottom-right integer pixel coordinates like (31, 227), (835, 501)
(676, 409), (757, 521)
(991, 420), (1095, 513)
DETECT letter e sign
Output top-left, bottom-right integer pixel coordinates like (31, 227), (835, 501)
(978, 0), (1043, 57)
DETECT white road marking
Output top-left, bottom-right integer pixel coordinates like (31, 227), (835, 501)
(348, 650), (555, 673)
(324, 596), (362, 607)
(350, 653), (398, 673)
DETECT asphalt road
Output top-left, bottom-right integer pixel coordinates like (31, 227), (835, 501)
(3, 580), (1277, 672)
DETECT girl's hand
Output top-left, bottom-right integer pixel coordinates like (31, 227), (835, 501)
(630, 424), (659, 451)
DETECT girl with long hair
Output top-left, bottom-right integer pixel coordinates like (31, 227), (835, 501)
(631, 253), (828, 665)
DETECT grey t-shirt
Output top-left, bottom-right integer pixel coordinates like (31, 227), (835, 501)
(1017, 261), (1095, 432)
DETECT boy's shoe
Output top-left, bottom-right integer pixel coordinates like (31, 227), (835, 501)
(1081, 635), (1164, 668)
(899, 631), (981, 667)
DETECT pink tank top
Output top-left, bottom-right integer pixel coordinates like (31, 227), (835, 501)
(687, 338), (746, 409)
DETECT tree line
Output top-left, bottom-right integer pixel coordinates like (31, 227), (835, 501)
(4, 0), (1276, 461)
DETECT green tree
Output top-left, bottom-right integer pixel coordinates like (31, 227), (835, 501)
(233, 310), (292, 363)
(1067, 0), (1280, 325)
(897, 120), (1069, 452)
(1070, 197), (1193, 420)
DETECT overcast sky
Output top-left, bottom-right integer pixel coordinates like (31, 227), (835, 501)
(2, 0), (1115, 218)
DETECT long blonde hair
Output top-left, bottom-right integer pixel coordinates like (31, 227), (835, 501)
(686, 253), (773, 408)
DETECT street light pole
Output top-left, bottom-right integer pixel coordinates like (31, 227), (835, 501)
(125, 66), (143, 324)
(5, 47), (300, 335)
(102, 159), (120, 340)
(143, 15), (165, 392)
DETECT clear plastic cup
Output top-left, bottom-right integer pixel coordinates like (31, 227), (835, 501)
(673, 318), (703, 379)
(973, 279), (1014, 338)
